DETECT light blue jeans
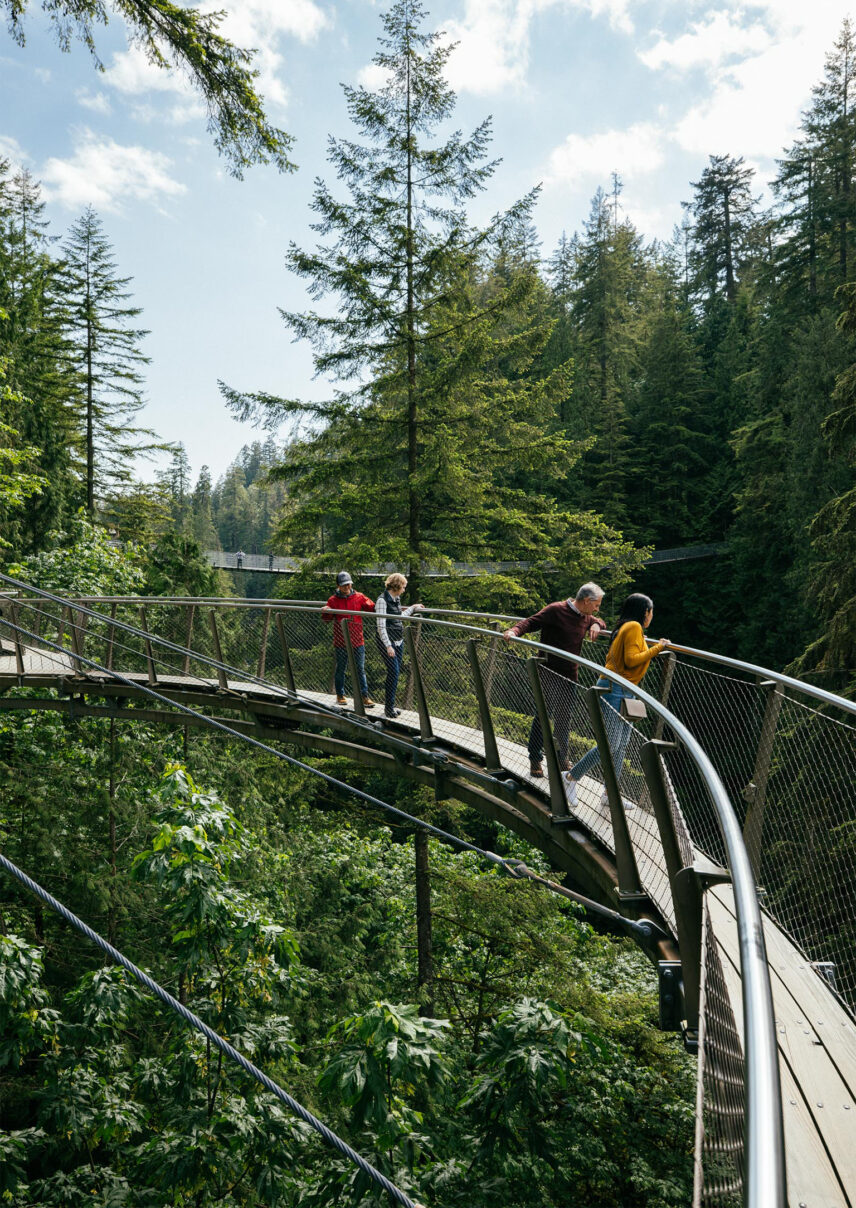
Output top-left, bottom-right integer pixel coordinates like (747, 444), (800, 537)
(569, 678), (633, 783)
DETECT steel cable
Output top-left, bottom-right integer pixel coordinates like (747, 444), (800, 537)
(0, 849), (421, 1208)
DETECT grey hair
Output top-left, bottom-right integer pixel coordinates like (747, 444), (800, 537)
(575, 581), (605, 602)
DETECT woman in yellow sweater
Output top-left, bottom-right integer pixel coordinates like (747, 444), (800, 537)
(564, 593), (670, 805)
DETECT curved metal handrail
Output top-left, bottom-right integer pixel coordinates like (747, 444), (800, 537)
(55, 595), (856, 717)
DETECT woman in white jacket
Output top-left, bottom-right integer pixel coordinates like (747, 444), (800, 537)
(374, 573), (424, 719)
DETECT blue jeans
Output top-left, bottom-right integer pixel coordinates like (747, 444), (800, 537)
(334, 645), (368, 699)
(376, 639), (404, 712)
(569, 678), (633, 783)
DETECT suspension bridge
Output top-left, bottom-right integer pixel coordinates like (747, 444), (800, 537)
(204, 543), (727, 575)
(1, 580), (854, 1208)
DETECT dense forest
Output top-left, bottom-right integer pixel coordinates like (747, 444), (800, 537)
(0, 1), (854, 1203)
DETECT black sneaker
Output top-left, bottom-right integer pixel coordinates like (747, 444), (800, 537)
(384, 707), (401, 719)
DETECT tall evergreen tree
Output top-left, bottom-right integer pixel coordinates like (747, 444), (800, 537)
(569, 188), (647, 528)
(686, 155), (759, 305)
(223, 0), (636, 596)
(790, 282), (856, 690)
(61, 206), (159, 512)
(624, 269), (709, 546)
(0, 164), (78, 550)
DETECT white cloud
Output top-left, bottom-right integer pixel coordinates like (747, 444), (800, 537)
(640, 11), (771, 73)
(643, 2), (849, 159)
(547, 121), (667, 186)
(105, 44), (196, 97)
(40, 131), (186, 213)
(76, 89), (112, 114)
(443, 0), (633, 97)
(0, 134), (28, 167)
(356, 62), (391, 91)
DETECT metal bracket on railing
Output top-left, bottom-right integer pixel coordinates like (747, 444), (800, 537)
(525, 657), (570, 821)
(587, 685), (646, 900)
(658, 960), (683, 1031)
(467, 639), (503, 775)
(341, 623), (366, 718)
(273, 614), (297, 696)
(207, 610), (229, 691)
(742, 679), (783, 880)
(642, 738), (730, 1036)
(404, 625), (435, 744)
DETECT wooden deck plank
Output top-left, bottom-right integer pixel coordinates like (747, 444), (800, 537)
(708, 888), (855, 1206)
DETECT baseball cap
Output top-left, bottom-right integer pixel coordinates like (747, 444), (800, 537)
(336, 571), (353, 586)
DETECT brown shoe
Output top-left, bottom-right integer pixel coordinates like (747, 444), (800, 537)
(363, 697), (377, 708)
(530, 763), (544, 777)
(336, 695), (347, 706)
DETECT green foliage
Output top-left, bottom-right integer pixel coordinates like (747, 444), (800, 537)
(9, 510), (146, 595)
(143, 531), (218, 596)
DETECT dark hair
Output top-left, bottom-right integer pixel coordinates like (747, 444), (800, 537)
(607, 593), (654, 653)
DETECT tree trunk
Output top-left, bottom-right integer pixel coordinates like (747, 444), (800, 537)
(414, 830), (434, 1015)
(108, 718), (118, 947)
(404, 25), (421, 601)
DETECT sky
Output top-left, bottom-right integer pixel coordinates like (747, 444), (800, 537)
(2, 0), (854, 484)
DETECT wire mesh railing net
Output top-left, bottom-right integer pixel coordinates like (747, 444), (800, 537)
(656, 654), (856, 1013)
(694, 901), (745, 1208)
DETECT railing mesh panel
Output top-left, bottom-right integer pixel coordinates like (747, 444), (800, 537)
(694, 903), (745, 1208)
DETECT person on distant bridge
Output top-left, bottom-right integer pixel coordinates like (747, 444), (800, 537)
(563, 592), (670, 808)
(503, 582), (606, 778)
(374, 572), (425, 719)
(322, 571), (376, 709)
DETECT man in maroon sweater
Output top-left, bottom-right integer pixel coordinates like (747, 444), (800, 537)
(503, 582), (606, 777)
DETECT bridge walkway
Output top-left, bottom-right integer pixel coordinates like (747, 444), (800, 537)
(2, 590), (856, 1207)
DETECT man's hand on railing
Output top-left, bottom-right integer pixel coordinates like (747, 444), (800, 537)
(502, 628), (517, 642)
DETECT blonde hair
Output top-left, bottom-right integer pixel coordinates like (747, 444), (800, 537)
(385, 572), (407, 592)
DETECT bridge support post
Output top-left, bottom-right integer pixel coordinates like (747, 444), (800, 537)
(273, 615), (297, 696)
(467, 639), (503, 775)
(404, 625), (434, 743)
(653, 651), (677, 741)
(257, 608), (272, 680)
(341, 623), (366, 718)
(183, 605), (196, 677)
(9, 602), (24, 677)
(586, 685), (645, 899)
(742, 679), (783, 880)
(207, 610), (229, 691)
(69, 605), (87, 673)
(138, 606), (158, 686)
(641, 738), (730, 1038)
(105, 603), (117, 670)
(525, 658), (569, 820)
